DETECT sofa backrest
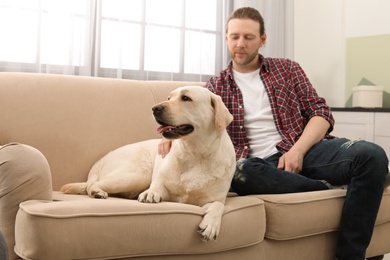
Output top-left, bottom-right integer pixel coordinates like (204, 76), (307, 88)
(0, 72), (204, 190)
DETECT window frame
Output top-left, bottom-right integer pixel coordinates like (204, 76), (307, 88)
(0, 0), (231, 82)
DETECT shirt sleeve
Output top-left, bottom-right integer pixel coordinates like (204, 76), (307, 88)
(290, 61), (335, 134)
(204, 77), (217, 94)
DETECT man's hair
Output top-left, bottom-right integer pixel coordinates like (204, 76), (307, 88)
(226, 7), (265, 36)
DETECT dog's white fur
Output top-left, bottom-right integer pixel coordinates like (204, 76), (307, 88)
(60, 86), (236, 241)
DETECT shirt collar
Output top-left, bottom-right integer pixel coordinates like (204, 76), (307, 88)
(225, 54), (269, 81)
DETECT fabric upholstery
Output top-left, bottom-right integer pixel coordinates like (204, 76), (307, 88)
(256, 187), (390, 240)
(0, 143), (52, 260)
(0, 73), (203, 191)
(14, 194), (265, 260)
(1, 72), (389, 260)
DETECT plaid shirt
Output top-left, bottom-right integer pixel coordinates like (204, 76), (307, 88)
(205, 55), (335, 160)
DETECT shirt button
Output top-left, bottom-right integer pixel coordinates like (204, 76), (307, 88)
(240, 125), (243, 129)
(244, 146), (248, 150)
(239, 105), (243, 109)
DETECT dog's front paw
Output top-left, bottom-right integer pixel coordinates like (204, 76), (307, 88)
(198, 218), (220, 242)
(138, 190), (162, 203)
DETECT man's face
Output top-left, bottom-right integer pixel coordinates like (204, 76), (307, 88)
(226, 18), (265, 72)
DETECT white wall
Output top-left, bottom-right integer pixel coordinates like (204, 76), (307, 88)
(294, 0), (390, 108)
(293, 0), (345, 107)
(346, 0), (390, 37)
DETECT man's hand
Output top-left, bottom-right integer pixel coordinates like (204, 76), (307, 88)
(277, 149), (304, 174)
(158, 138), (172, 158)
(277, 116), (330, 174)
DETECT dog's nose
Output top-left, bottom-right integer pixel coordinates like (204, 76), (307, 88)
(152, 104), (165, 114)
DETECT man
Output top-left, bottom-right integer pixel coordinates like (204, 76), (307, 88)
(160, 7), (389, 260)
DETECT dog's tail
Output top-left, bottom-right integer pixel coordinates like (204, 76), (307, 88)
(60, 182), (88, 195)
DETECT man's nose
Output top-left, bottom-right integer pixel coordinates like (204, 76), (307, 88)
(236, 37), (245, 48)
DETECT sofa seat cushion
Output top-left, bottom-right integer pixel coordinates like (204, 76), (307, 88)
(254, 187), (390, 241)
(14, 192), (265, 260)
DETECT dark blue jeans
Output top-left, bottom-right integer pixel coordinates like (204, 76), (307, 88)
(231, 138), (389, 260)
(0, 230), (8, 260)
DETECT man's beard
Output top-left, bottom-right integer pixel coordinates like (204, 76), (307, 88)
(231, 50), (258, 66)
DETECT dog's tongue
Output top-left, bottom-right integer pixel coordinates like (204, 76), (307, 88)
(157, 125), (174, 134)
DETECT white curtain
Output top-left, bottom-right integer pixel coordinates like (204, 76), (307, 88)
(0, 0), (291, 80)
(0, 0), (94, 75)
(0, 0), (233, 81)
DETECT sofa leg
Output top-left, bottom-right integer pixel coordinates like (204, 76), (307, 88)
(366, 255), (384, 260)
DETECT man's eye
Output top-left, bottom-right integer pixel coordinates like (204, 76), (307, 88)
(182, 95), (192, 101)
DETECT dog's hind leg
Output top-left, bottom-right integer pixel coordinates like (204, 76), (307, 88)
(86, 181), (109, 199)
(60, 182), (88, 195)
(87, 171), (151, 199)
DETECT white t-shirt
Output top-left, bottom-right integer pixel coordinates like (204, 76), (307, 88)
(233, 69), (282, 158)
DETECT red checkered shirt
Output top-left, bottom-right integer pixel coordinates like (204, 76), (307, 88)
(205, 55), (335, 160)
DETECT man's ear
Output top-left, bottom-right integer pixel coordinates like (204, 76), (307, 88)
(211, 93), (233, 132)
(260, 33), (267, 47)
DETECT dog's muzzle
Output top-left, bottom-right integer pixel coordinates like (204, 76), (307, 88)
(152, 104), (194, 139)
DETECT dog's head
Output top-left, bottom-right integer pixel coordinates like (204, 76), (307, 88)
(152, 86), (233, 139)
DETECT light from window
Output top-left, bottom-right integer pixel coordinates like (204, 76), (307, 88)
(102, 0), (143, 21)
(144, 25), (181, 73)
(41, 0), (89, 16)
(185, 0), (217, 31)
(0, 0), (89, 65)
(0, 7), (38, 63)
(0, 0), (223, 78)
(184, 31), (216, 75)
(145, 0), (182, 26)
(40, 14), (87, 66)
(40, 0), (89, 66)
(100, 0), (219, 75)
(100, 21), (141, 70)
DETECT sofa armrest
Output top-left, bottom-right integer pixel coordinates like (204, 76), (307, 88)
(0, 143), (52, 260)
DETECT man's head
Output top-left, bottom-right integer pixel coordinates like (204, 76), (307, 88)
(226, 7), (266, 72)
(226, 7), (266, 37)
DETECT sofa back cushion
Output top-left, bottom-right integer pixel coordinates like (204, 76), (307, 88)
(0, 72), (203, 190)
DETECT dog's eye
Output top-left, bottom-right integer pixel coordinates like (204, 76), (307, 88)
(181, 95), (192, 101)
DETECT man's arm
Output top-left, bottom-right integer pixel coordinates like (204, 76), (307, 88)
(277, 116), (330, 173)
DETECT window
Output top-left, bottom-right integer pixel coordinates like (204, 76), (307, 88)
(0, 0), (231, 81)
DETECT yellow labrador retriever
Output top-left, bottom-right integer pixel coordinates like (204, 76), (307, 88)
(60, 86), (236, 241)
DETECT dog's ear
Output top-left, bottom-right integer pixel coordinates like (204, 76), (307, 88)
(211, 93), (233, 132)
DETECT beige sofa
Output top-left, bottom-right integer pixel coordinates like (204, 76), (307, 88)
(1, 72), (389, 260)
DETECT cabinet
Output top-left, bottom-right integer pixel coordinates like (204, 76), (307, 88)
(375, 113), (390, 158)
(331, 109), (390, 157)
